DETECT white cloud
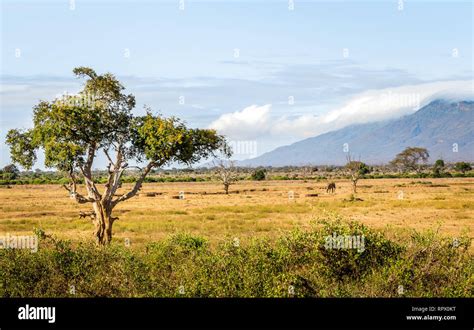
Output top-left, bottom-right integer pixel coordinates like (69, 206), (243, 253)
(209, 104), (272, 139)
(210, 80), (474, 141)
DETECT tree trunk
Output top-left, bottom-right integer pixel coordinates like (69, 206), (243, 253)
(92, 201), (114, 245)
(351, 178), (357, 194)
(224, 183), (229, 195)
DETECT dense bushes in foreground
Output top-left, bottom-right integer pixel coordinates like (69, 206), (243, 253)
(0, 218), (472, 298)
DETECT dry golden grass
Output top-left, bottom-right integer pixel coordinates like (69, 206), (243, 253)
(0, 178), (473, 249)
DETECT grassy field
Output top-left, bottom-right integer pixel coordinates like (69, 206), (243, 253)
(1, 177), (473, 250)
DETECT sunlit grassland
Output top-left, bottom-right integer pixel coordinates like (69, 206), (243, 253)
(0, 178), (473, 250)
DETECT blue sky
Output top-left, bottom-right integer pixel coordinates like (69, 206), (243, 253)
(1, 0), (473, 168)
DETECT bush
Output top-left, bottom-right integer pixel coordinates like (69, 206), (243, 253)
(251, 169), (267, 181)
(0, 219), (471, 298)
(313, 218), (403, 280)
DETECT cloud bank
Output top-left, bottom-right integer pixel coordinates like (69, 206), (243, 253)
(209, 80), (474, 141)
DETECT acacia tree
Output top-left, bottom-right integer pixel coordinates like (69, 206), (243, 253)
(1, 164), (20, 180)
(6, 67), (227, 245)
(212, 144), (237, 194)
(433, 159), (445, 177)
(454, 162), (472, 173)
(214, 160), (238, 195)
(390, 147), (429, 174)
(345, 154), (369, 196)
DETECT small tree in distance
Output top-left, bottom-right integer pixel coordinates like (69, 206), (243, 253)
(214, 160), (238, 195)
(390, 147), (429, 174)
(1, 164), (20, 180)
(214, 144), (237, 194)
(6, 67), (227, 245)
(345, 154), (369, 197)
(454, 162), (472, 174)
(433, 159), (445, 177)
(251, 168), (267, 181)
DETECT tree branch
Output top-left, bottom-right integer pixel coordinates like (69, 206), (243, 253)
(102, 146), (127, 203)
(63, 172), (95, 204)
(111, 161), (158, 207)
(104, 149), (114, 170)
(79, 165), (102, 200)
(75, 141), (103, 200)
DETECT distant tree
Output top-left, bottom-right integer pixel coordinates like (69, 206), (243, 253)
(434, 159), (445, 168)
(214, 145), (237, 194)
(358, 163), (371, 176)
(1, 164), (20, 180)
(345, 155), (368, 196)
(433, 159), (445, 177)
(251, 168), (267, 181)
(6, 67), (227, 245)
(454, 162), (472, 174)
(301, 165), (315, 178)
(214, 160), (238, 194)
(390, 147), (429, 173)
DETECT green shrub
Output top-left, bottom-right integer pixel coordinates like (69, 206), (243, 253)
(313, 218), (403, 280)
(0, 219), (471, 298)
(251, 169), (267, 181)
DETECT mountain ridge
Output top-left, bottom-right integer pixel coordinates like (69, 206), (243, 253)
(239, 100), (474, 166)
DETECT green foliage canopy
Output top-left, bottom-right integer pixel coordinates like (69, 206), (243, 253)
(6, 67), (226, 173)
(390, 147), (429, 173)
(454, 162), (472, 173)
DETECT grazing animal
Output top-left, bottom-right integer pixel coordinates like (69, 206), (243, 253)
(326, 182), (336, 193)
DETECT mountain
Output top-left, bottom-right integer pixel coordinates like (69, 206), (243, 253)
(240, 100), (474, 166)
